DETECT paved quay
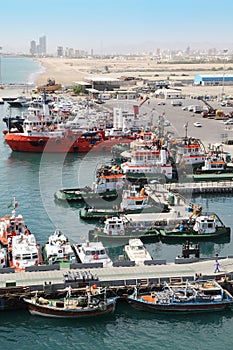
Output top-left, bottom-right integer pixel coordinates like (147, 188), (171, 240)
(1, 257), (233, 290)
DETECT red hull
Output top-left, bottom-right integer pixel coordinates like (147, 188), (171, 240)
(5, 133), (133, 153)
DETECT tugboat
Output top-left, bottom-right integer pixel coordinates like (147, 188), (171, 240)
(88, 216), (160, 245)
(190, 143), (233, 181)
(79, 185), (168, 220)
(159, 211), (230, 243)
(54, 173), (125, 203)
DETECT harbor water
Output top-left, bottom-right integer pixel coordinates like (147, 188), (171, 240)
(1, 57), (233, 349)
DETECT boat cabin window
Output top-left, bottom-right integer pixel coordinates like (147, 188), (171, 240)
(83, 249), (91, 255)
(135, 200), (143, 205)
(22, 254), (32, 260)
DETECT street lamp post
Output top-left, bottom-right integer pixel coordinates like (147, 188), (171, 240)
(221, 49), (228, 100)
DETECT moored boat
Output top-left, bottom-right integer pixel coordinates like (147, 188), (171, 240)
(42, 229), (76, 265)
(23, 287), (117, 318)
(54, 173), (125, 203)
(88, 216), (160, 245)
(127, 279), (233, 313)
(79, 185), (168, 220)
(159, 212), (230, 242)
(72, 241), (113, 267)
(0, 198), (41, 270)
(189, 143), (233, 181)
(124, 238), (152, 265)
(4, 99), (136, 154)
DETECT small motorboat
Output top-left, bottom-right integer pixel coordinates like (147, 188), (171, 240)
(72, 241), (113, 267)
(124, 238), (152, 265)
(42, 229), (76, 265)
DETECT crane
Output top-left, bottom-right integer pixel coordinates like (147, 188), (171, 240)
(199, 97), (224, 118)
(138, 96), (150, 107)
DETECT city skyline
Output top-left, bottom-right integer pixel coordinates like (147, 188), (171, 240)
(1, 0), (233, 55)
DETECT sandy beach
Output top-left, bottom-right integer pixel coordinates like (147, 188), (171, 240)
(32, 57), (233, 96)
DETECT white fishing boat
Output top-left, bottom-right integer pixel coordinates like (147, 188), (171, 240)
(124, 238), (152, 265)
(0, 198), (40, 270)
(43, 229), (76, 265)
(11, 232), (39, 270)
(72, 241), (113, 267)
(0, 248), (7, 268)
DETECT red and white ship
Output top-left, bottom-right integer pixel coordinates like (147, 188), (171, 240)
(4, 101), (136, 153)
(0, 198), (41, 271)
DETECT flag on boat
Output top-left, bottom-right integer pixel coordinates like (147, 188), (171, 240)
(7, 200), (18, 208)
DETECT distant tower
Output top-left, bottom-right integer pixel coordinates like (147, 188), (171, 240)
(39, 35), (46, 56)
(57, 46), (64, 57)
(30, 40), (37, 56)
(185, 46), (190, 56)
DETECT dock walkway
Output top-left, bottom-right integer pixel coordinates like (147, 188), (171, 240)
(165, 180), (233, 195)
(1, 257), (233, 290)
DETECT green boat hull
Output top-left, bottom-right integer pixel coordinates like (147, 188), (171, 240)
(80, 205), (165, 220)
(54, 188), (120, 202)
(88, 228), (160, 245)
(159, 227), (231, 243)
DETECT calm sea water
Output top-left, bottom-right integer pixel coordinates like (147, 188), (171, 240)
(1, 58), (233, 349)
(0, 56), (43, 85)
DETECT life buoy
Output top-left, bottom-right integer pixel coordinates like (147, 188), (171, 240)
(98, 301), (106, 310)
(93, 253), (99, 260)
(108, 230), (112, 235)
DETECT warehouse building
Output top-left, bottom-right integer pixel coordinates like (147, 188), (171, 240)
(194, 74), (233, 86)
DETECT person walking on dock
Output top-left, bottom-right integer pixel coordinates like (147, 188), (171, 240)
(214, 259), (220, 273)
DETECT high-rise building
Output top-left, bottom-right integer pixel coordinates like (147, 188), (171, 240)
(39, 35), (46, 56)
(57, 46), (63, 57)
(29, 35), (47, 56)
(30, 40), (37, 56)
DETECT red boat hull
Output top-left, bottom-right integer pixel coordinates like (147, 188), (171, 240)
(4, 133), (133, 153)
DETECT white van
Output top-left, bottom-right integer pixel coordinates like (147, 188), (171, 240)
(171, 100), (182, 106)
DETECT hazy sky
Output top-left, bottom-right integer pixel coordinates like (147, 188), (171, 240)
(1, 0), (233, 54)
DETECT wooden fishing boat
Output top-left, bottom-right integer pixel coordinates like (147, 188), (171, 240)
(159, 212), (230, 242)
(23, 287), (117, 318)
(127, 280), (233, 313)
(37, 79), (62, 93)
